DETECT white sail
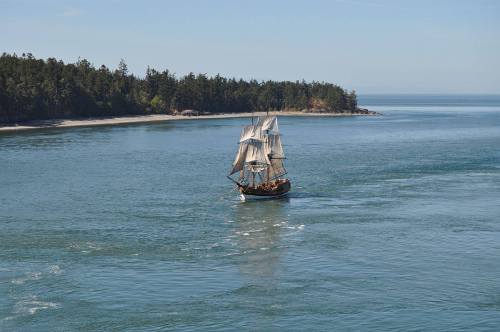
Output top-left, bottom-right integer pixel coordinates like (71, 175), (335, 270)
(245, 141), (269, 165)
(229, 140), (270, 175)
(239, 125), (264, 143)
(266, 134), (285, 159)
(230, 115), (286, 179)
(229, 143), (248, 175)
(270, 158), (286, 178)
(257, 116), (279, 133)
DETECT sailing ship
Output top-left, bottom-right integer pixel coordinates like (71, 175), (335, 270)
(227, 115), (291, 201)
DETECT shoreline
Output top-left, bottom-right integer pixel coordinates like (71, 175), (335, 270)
(0, 111), (379, 132)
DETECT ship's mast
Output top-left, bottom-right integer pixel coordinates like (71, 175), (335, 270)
(229, 115), (286, 187)
(265, 105), (269, 183)
(266, 163), (270, 184)
(266, 128), (271, 184)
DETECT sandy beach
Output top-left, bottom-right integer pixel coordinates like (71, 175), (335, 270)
(0, 111), (378, 132)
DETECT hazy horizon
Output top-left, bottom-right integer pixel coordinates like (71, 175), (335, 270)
(2, 0), (499, 94)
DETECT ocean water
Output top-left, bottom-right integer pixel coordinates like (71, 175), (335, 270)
(1, 97), (500, 331)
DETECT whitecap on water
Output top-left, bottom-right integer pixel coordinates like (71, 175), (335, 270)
(10, 265), (63, 285)
(285, 224), (305, 230)
(68, 241), (103, 253)
(11, 272), (42, 285)
(13, 296), (60, 316)
(48, 265), (62, 275)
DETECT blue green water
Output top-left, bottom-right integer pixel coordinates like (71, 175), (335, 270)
(1, 99), (500, 331)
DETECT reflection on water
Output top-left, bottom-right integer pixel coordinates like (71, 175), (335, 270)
(231, 199), (289, 283)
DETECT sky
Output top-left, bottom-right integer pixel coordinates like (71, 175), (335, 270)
(1, 0), (499, 94)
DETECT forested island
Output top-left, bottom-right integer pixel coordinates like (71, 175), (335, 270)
(0, 53), (372, 124)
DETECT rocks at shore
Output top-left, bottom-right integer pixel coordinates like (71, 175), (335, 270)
(177, 109), (213, 116)
(176, 108), (380, 117)
(180, 109), (199, 116)
(353, 108), (379, 115)
(301, 107), (379, 115)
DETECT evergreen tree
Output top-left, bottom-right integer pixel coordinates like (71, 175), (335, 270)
(0, 53), (359, 124)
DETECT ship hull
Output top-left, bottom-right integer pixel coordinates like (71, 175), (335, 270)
(240, 192), (289, 201)
(239, 179), (291, 201)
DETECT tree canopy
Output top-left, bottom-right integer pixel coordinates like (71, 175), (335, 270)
(0, 53), (358, 123)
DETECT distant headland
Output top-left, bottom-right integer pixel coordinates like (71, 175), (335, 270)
(0, 53), (377, 128)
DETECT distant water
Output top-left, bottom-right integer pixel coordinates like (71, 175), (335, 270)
(359, 94), (500, 107)
(1, 96), (500, 331)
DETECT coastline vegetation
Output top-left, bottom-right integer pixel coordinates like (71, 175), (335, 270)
(0, 53), (360, 124)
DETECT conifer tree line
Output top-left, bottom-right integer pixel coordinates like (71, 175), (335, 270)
(0, 53), (358, 123)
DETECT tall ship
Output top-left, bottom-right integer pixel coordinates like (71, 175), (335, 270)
(227, 115), (291, 201)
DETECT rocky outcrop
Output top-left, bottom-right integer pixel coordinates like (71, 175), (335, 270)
(301, 107), (379, 115)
